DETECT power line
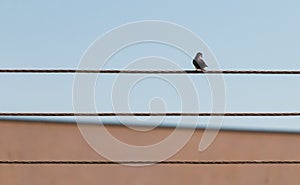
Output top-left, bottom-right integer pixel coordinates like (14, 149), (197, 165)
(1, 112), (300, 117)
(1, 69), (300, 74)
(1, 160), (300, 165)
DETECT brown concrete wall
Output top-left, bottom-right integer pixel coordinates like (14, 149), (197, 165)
(1, 120), (300, 185)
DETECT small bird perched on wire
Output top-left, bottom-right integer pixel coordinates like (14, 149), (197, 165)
(193, 52), (208, 71)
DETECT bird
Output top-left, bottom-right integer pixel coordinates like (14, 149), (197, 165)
(193, 52), (208, 71)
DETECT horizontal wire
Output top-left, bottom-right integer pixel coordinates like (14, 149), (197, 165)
(1, 112), (300, 116)
(1, 160), (300, 165)
(1, 69), (300, 74)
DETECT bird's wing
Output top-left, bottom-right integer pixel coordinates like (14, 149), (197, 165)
(199, 59), (208, 68)
(203, 60), (208, 67)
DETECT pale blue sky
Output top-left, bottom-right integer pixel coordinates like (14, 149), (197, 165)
(1, 0), (300, 132)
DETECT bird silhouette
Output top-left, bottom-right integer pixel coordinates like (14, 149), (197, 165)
(193, 52), (208, 71)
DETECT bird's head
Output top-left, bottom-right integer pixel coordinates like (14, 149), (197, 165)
(197, 52), (203, 58)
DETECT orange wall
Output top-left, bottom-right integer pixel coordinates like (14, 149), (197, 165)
(1, 120), (300, 185)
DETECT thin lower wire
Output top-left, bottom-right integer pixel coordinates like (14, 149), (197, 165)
(1, 69), (300, 74)
(1, 160), (300, 165)
(1, 112), (300, 116)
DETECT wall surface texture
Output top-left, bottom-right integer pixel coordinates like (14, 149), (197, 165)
(0, 120), (300, 185)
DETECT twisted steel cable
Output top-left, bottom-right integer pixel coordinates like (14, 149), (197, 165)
(0, 112), (300, 117)
(1, 69), (300, 74)
(1, 160), (300, 165)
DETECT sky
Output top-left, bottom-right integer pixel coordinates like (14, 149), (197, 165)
(1, 0), (300, 132)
